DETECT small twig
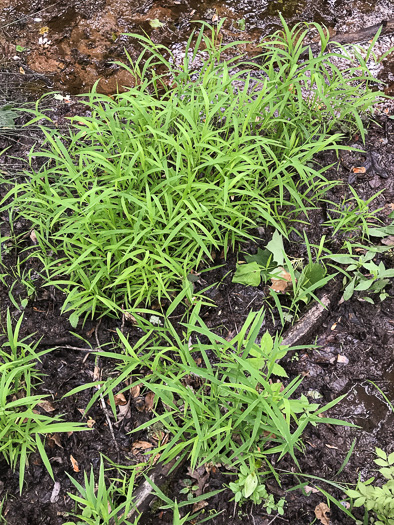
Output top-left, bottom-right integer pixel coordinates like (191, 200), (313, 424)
(94, 321), (120, 460)
(54, 345), (98, 353)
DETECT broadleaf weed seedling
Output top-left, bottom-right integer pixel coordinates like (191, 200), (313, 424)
(0, 18), (387, 319)
(346, 448), (394, 525)
(228, 458), (286, 513)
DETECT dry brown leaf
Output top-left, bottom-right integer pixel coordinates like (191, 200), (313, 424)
(130, 384), (141, 398)
(116, 403), (131, 422)
(77, 408), (85, 416)
(93, 365), (100, 382)
(352, 166), (366, 174)
(315, 502), (330, 525)
(50, 433), (63, 448)
(19, 66), (25, 75)
(30, 230), (38, 244)
(187, 466), (209, 496)
(87, 418), (96, 428)
(123, 311), (137, 324)
(131, 441), (153, 454)
(38, 400), (56, 412)
(70, 455), (79, 472)
(304, 485), (319, 494)
(337, 354), (349, 364)
(383, 203), (394, 214)
(113, 393), (127, 406)
(326, 444), (339, 450)
(144, 391), (155, 412)
(193, 500), (208, 513)
(381, 235), (394, 246)
(212, 13), (218, 22)
(270, 267), (293, 293)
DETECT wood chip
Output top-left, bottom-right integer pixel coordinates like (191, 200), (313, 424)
(50, 482), (61, 503)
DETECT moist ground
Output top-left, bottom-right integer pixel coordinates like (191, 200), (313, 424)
(0, 112), (393, 524)
(0, 1), (394, 524)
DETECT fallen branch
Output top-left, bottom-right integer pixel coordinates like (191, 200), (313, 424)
(281, 278), (342, 348)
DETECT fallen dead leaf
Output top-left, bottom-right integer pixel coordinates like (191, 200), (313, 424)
(87, 418), (96, 428)
(193, 500), (208, 513)
(383, 203), (394, 214)
(50, 433), (63, 448)
(212, 13), (218, 22)
(315, 502), (330, 525)
(37, 400), (56, 412)
(270, 267), (293, 293)
(304, 485), (319, 494)
(93, 365), (101, 382)
(144, 391), (155, 412)
(30, 230), (38, 244)
(187, 466), (210, 496)
(337, 354), (349, 364)
(381, 235), (394, 246)
(19, 66), (25, 75)
(70, 455), (79, 472)
(351, 166), (366, 174)
(123, 311), (137, 324)
(131, 441), (153, 454)
(112, 393), (127, 406)
(325, 444), (339, 450)
(115, 403), (131, 423)
(130, 384), (141, 398)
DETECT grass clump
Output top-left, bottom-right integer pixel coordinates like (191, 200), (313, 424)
(1, 18), (386, 320)
(79, 304), (351, 475)
(0, 310), (87, 492)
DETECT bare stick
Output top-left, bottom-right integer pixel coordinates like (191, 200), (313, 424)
(94, 321), (120, 459)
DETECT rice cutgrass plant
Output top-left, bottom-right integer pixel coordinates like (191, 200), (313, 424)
(0, 17), (386, 320)
(69, 303), (352, 476)
(0, 310), (87, 492)
(64, 458), (140, 525)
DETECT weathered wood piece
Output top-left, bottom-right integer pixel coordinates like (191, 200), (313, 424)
(281, 279), (342, 348)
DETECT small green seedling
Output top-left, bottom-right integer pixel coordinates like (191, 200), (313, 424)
(64, 458), (140, 525)
(347, 448), (394, 525)
(179, 479), (199, 501)
(328, 250), (394, 303)
(228, 461), (286, 514)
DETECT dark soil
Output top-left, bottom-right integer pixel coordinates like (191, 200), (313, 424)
(0, 1), (394, 525)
